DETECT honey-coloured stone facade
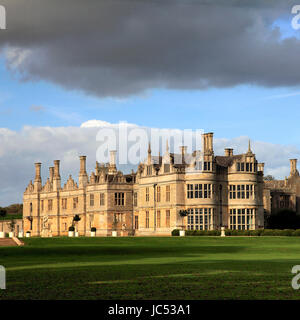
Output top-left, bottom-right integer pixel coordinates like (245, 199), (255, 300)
(263, 159), (300, 217)
(23, 133), (266, 236)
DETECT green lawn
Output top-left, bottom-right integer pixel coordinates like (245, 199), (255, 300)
(1, 236), (300, 300)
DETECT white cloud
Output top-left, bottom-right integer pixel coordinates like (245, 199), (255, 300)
(0, 120), (299, 206)
(264, 91), (300, 100)
(80, 120), (138, 128)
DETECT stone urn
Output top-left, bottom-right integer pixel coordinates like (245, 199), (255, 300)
(179, 230), (186, 237)
(91, 228), (96, 237)
(112, 231), (117, 237)
(26, 232), (31, 238)
(18, 232), (24, 238)
(221, 227), (226, 237)
(9, 232), (14, 238)
(68, 231), (74, 237)
(75, 232), (79, 237)
(0, 232), (4, 238)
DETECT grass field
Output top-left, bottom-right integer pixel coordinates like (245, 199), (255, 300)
(1, 236), (300, 300)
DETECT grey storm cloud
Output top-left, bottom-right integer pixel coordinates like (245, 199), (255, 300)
(0, 0), (299, 97)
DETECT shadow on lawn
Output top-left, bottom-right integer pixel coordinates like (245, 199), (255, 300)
(0, 244), (246, 259)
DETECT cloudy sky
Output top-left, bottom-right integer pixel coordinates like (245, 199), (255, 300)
(1, 0), (300, 205)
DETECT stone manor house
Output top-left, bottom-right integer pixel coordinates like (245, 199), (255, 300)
(23, 132), (273, 236)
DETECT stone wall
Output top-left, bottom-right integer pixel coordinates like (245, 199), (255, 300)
(0, 219), (23, 235)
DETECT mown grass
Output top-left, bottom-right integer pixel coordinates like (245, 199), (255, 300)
(1, 236), (300, 300)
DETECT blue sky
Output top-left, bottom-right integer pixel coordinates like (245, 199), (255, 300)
(1, 7), (299, 147)
(1, 54), (300, 148)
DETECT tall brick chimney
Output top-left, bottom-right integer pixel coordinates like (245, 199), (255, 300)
(53, 160), (61, 190)
(202, 133), (214, 154)
(49, 167), (54, 183)
(224, 148), (233, 157)
(258, 163), (265, 174)
(34, 162), (42, 192)
(290, 159), (299, 177)
(79, 156), (88, 187)
(109, 151), (117, 174)
(179, 146), (187, 164)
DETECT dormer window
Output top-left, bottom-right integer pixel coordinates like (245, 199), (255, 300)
(237, 162), (245, 172)
(246, 163), (253, 172)
(237, 162), (254, 172)
(195, 161), (202, 171)
(204, 161), (211, 171)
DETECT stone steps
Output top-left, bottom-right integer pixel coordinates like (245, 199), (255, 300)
(0, 238), (18, 246)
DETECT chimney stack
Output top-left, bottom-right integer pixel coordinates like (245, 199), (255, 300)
(180, 146), (187, 155)
(109, 151), (117, 174)
(54, 160), (60, 178)
(258, 163), (265, 173)
(110, 151), (117, 167)
(79, 156), (88, 187)
(147, 142), (152, 164)
(34, 163), (42, 192)
(80, 156), (87, 175)
(34, 163), (42, 182)
(49, 167), (54, 183)
(290, 159), (299, 177)
(179, 146), (187, 164)
(202, 133), (214, 154)
(225, 148), (233, 157)
(53, 160), (61, 190)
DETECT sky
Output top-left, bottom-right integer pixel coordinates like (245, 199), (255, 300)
(1, 0), (300, 205)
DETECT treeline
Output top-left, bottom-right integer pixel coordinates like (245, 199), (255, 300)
(0, 204), (23, 219)
(264, 209), (300, 229)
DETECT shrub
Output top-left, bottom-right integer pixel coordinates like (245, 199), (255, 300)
(171, 229), (180, 236)
(293, 229), (300, 237)
(174, 228), (300, 237)
(262, 229), (294, 236)
(208, 230), (221, 236)
(250, 229), (263, 236)
(266, 209), (300, 229)
(91, 227), (96, 232)
(184, 230), (220, 236)
(281, 229), (294, 236)
(262, 229), (276, 236)
(68, 226), (75, 232)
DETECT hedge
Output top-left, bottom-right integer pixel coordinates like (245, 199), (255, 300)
(172, 229), (300, 237)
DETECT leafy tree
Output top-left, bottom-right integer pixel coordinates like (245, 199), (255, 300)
(266, 210), (300, 229)
(264, 175), (275, 181)
(179, 210), (188, 230)
(72, 214), (81, 232)
(8, 219), (16, 233)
